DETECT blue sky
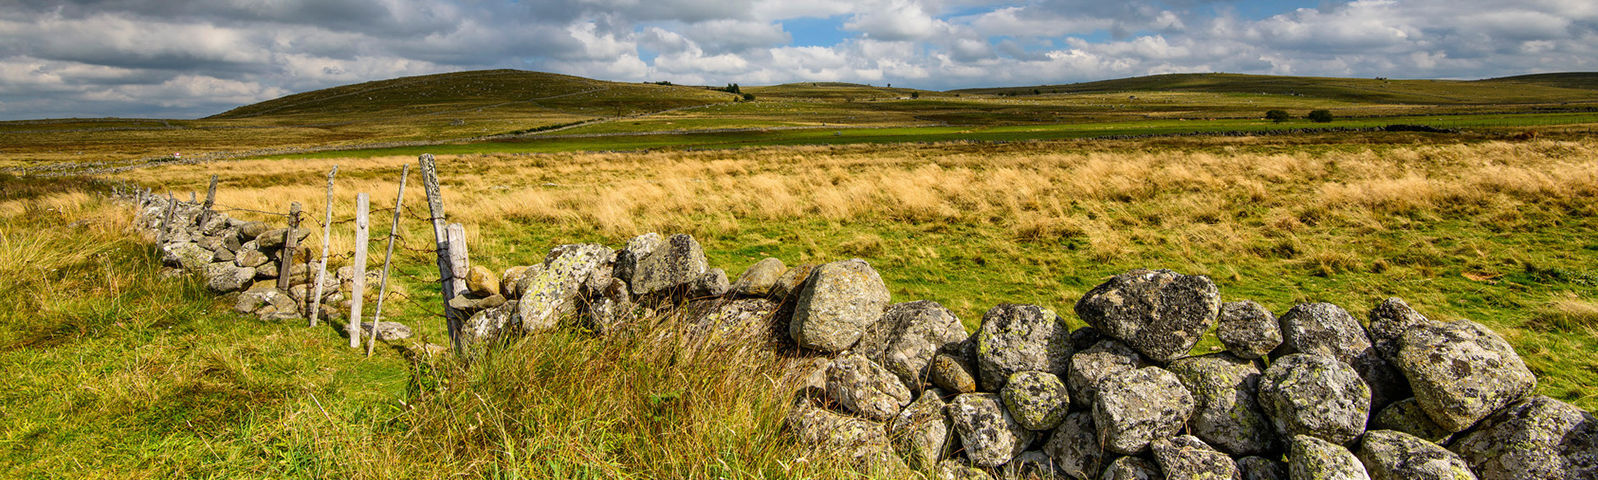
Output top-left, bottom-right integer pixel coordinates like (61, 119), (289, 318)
(1, 0), (1595, 120)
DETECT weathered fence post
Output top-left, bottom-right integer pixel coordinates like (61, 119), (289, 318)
(419, 153), (464, 354)
(309, 166), (338, 327)
(367, 165), (410, 357)
(349, 193), (370, 349)
(158, 193), (177, 244)
(199, 175), (218, 228)
(277, 202), (302, 291)
(446, 222), (470, 313)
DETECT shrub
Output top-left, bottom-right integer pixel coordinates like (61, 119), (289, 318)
(1307, 109), (1334, 123)
(1265, 110), (1291, 123)
(741, 93), (755, 101)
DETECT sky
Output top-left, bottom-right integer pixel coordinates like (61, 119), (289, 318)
(1, 0), (1595, 120)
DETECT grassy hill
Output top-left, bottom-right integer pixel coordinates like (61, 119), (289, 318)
(955, 72), (1598, 104)
(1481, 72), (1598, 91)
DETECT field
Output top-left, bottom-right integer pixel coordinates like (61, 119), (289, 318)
(2, 70), (1598, 478)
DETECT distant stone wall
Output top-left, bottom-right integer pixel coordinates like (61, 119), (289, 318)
(123, 193), (1596, 480)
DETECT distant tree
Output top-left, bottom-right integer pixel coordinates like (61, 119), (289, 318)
(742, 93), (755, 101)
(721, 83), (741, 94)
(1032, 88), (1042, 95)
(1265, 109), (1291, 123)
(910, 91), (920, 99)
(1307, 109), (1334, 123)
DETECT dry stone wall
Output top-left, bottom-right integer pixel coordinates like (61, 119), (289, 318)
(124, 195), (1596, 479)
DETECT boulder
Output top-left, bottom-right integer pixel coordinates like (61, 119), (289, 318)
(1042, 411), (1103, 480)
(212, 248), (235, 263)
(733, 257), (786, 296)
(1150, 435), (1239, 480)
(358, 321), (414, 341)
(1258, 354), (1371, 446)
(771, 263), (816, 300)
(1166, 353), (1277, 455)
(235, 287), (295, 315)
(462, 300), (519, 352)
(203, 262), (256, 293)
(234, 247), (270, 269)
(825, 354), (913, 422)
(855, 300), (968, 391)
(785, 397), (898, 470)
(1067, 339), (1144, 409)
(973, 304), (1072, 391)
(466, 265), (499, 298)
(687, 297), (780, 341)
(1274, 302), (1407, 411)
(1446, 395), (1598, 480)
(1093, 366), (1195, 455)
(1366, 297), (1434, 363)
(1395, 319), (1535, 432)
(613, 232), (662, 290)
(690, 268), (729, 297)
(1074, 269), (1221, 363)
(448, 293), (506, 312)
(499, 265), (532, 299)
(163, 242), (212, 271)
(1100, 456), (1162, 480)
(1238, 456), (1289, 480)
(888, 388), (953, 470)
(1000, 371), (1070, 431)
(628, 233), (708, 296)
(1218, 300), (1282, 359)
(517, 244), (613, 332)
(511, 264), (547, 300)
(585, 278), (635, 335)
(237, 221), (270, 239)
(1290, 435), (1370, 480)
(1355, 430), (1475, 480)
(948, 393), (1034, 467)
(929, 350), (979, 394)
(1370, 398), (1451, 444)
(254, 227), (310, 250)
(788, 259), (891, 352)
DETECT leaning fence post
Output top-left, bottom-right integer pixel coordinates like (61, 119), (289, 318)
(419, 153), (464, 354)
(309, 166), (338, 327)
(158, 193), (177, 244)
(367, 165), (410, 357)
(277, 202), (302, 291)
(349, 193), (370, 349)
(199, 175), (218, 228)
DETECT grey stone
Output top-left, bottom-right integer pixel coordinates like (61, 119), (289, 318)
(948, 393), (1034, 467)
(1395, 319), (1535, 432)
(512, 264), (547, 301)
(1371, 398), (1452, 444)
(1068, 339), (1144, 409)
(687, 297), (780, 341)
(856, 300), (968, 391)
(212, 247), (235, 263)
(1218, 300), (1282, 359)
(1043, 411), (1104, 480)
(788, 259), (891, 352)
(1238, 456), (1289, 480)
(163, 242), (212, 271)
(1093, 366), (1195, 455)
(1356, 430), (1475, 480)
(1259, 354), (1371, 446)
(197, 234), (225, 252)
(733, 257), (786, 297)
(826, 354), (913, 422)
(499, 265), (532, 299)
(974, 304), (1072, 391)
(1099, 456), (1162, 480)
(771, 263), (816, 300)
(586, 278), (634, 335)
(690, 268), (729, 297)
(517, 244), (613, 332)
(463, 300), (519, 352)
(613, 232), (662, 290)
(1166, 353), (1277, 455)
(1290, 435), (1370, 480)
(1001, 371), (1070, 431)
(628, 233), (708, 296)
(448, 293), (506, 312)
(235, 287), (294, 315)
(1366, 297), (1434, 363)
(1074, 268), (1221, 363)
(254, 227), (310, 250)
(888, 388), (953, 470)
(785, 397), (899, 470)
(1274, 302), (1406, 411)
(1447, 395), (1598, 480)
(237, 221), (270, 239)
(1150, 435), (1239, 480)
(203, 262), (256, 293)
(234, 247), (269, 268)
(358, 321), (414, 341)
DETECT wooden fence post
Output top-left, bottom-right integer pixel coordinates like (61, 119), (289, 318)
(367, 165), (410, 357)
(349, 193), (370, 349)
(309, 166), (338, 327)
(158, 193), (177, 243)
(199, 175), (218, 228)
(277, 202), (302, 291)
(419, 153), (464, 354)
(446, 222), (470, 309)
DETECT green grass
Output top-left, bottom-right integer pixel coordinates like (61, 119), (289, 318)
(958, 72), (1598, 105)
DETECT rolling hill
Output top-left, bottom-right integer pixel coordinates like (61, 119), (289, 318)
(954, 72), (1598, 104)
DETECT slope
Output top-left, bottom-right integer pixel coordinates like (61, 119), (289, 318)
(954, 73), (1598, 104)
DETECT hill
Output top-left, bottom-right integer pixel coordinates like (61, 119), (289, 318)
(744, 82), (926, 100)
(1481, 72), (1598, 91)
(954, 72), (1598, 104)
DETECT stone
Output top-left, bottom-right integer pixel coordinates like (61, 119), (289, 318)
(1395, 319), (1536, 432)
(499, 265), (531, 299)
(235, 287), (295, 315)
(855, 300), (968, 391)
(690, 268), (729, 297)
(462, 301), (518, 353)
(1290, 435), (1370, 480)
(687, 297), (780, 341)
(237, 221), (270, 239)
(1366, 297), (1434, 363)
(785, 397), (898, 470)
(733, 257), (786, 297)
(358, 321), (414, 341)
(466, 265), (499, 298)
(973, 304), (1072, 391)
(1274, 302), (1407, 411)
(448, 293), (506, 312)
(254, 227), (310, 250)
(1356, 430), (1475, 480)
(1001, 451), (1058, 479)
(1258, 354), (1371, 446)
(933, 459), (995, 480)
(1238, 456), (1289, 480)
(1069, 326), (1104, 351)
(518, 244), (613, 332)
(825, 354), (913, 422)
(1371, 398), (1452, 444)
(1067, 339), (1144, 409)
(771, 263), (817, 300)
(888, 388), (953, 470)
(511, 264), (546, 300)
(1447, 395), (1598, 480)
(162, 242), (212, 271)
(222, 229), (243, 252)
(197, 234), (225, 252)
(1000, 371), (1070, 431)
(788, 259), (891, 352)
(1166, 353), (1277, 455)
(1093, 366), (1195, 455)
(1100, 456), (1162, 480)
(613, 232), (662, 290)
(628, 233), (708, 296)
(1074, 268), (1221, 363)
(1150, 435), (1239, 480)
(234, 247), (269, 268)
(948, 393), (1034, 467)
(1218, 300), (1282, 359)
(586, 278), (635, 335)
(929, 351), (979, 394)
(212, 247), (235, 263)
(203, 262), (256, 293)
(1042, 412), (1104, 480)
